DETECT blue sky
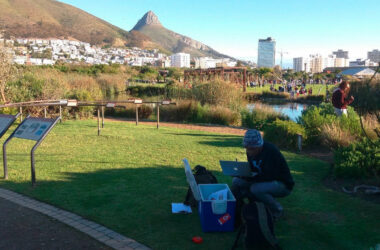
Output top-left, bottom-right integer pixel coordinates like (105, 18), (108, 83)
(59, 0), (379, 66)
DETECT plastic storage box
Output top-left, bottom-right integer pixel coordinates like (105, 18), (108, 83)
(183, 159), (236, 232)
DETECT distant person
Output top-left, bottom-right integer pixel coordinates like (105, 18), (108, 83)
(332, 81), (354, 116)
(231, 130), (294, 220)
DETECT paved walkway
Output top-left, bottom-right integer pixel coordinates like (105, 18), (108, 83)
(0, 188), (150, 250)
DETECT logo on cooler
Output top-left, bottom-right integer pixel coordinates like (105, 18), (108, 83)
(218, 213), (231, 225)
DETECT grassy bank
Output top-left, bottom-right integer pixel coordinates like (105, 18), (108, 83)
(0, 120), (378, 249)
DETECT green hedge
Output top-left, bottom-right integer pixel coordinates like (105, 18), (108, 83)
(334, 139), (380, 178)
(264, 119), (306, 150)
(241, 108), (288, 131)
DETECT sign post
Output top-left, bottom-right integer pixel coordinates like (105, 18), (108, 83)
(134, 99), (142, 126)
(101, 106), (105, 128)
(3, 116), (61, 186)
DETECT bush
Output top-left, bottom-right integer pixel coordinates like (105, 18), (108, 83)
(298, 102), (362, 146)
(334, 139), (380, 178)
(298, 103), (336, 144)
(264, 119), (306, 150)
(241, 104), (288, 130)
(7, 73), (44, 102)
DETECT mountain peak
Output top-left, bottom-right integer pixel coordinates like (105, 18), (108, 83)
(132, 11), (162, 30)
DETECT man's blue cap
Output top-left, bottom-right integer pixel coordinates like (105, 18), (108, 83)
(243, 129), (263, 148)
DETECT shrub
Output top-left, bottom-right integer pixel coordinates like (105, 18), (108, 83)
(241, 104), (288, 130)
(264, 119), (306, 150)
(334, 139), (380, 178)
(298, 103), (336, 144)
(7, 73), (44, 102)
(298, 102), (362, 146)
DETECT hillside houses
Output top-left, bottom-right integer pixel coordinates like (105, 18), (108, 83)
(4, 38), (169, 66)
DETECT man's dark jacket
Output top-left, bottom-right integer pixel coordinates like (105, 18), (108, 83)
(247, 142), (294, 191)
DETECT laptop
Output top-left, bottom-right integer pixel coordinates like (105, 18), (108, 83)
(219, 160), (257, 177)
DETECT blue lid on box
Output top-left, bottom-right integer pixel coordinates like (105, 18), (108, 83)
(182, 158), (201, 201)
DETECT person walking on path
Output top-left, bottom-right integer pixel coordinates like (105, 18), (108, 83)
(332, 81), (354, 116)
(231, 129), (294, 220)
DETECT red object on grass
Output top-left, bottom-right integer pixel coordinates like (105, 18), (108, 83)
(192, 236), (203, 244)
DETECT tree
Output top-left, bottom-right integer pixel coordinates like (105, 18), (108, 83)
(0, 46), (18, 103)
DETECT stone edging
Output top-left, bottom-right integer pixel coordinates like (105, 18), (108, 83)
(0, 188), (150, 250)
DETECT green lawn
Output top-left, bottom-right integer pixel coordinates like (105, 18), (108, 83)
(246, 84), (336, 96)
(0, 120), (379, 249)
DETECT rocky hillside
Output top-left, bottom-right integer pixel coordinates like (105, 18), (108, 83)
(132, 11), (231, 58)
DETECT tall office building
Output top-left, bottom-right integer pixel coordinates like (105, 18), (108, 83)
(257, 37), (276, 68)
(332, 49), (349, 59)
(367, 49), (380, 63)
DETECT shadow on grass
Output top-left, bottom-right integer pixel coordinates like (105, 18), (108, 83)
(164, 132), (243, 148)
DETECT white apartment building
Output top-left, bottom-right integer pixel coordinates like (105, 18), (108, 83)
(194, 57), (216, 69)
(170, 53), (190, 68)
(293, 57), (310, 72)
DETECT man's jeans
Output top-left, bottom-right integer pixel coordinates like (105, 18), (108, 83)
(231, 178), (290, 215)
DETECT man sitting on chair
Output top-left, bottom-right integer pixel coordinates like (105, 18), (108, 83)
(231, 129), (294, 219)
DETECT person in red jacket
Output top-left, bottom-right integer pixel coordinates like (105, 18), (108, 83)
(331, 81), (354, 116)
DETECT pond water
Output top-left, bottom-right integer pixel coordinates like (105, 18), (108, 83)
(247, 103), (309, 121)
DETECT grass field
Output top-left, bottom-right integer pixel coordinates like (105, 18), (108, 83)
(0, 120), (379, 249)
(246, 84), (337, 96)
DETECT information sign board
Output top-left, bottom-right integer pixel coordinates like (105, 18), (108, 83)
(13, 117), (55, 141)
(0, 114), (17, 137)
(106, 102), (116, 108)
(162, 100), (171, 105)
(134, 99), (143, 104)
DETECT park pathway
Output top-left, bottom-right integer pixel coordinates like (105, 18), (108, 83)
(0, 188), (150, 250)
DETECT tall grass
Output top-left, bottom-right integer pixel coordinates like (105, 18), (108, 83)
(159, 100), (241, 126)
